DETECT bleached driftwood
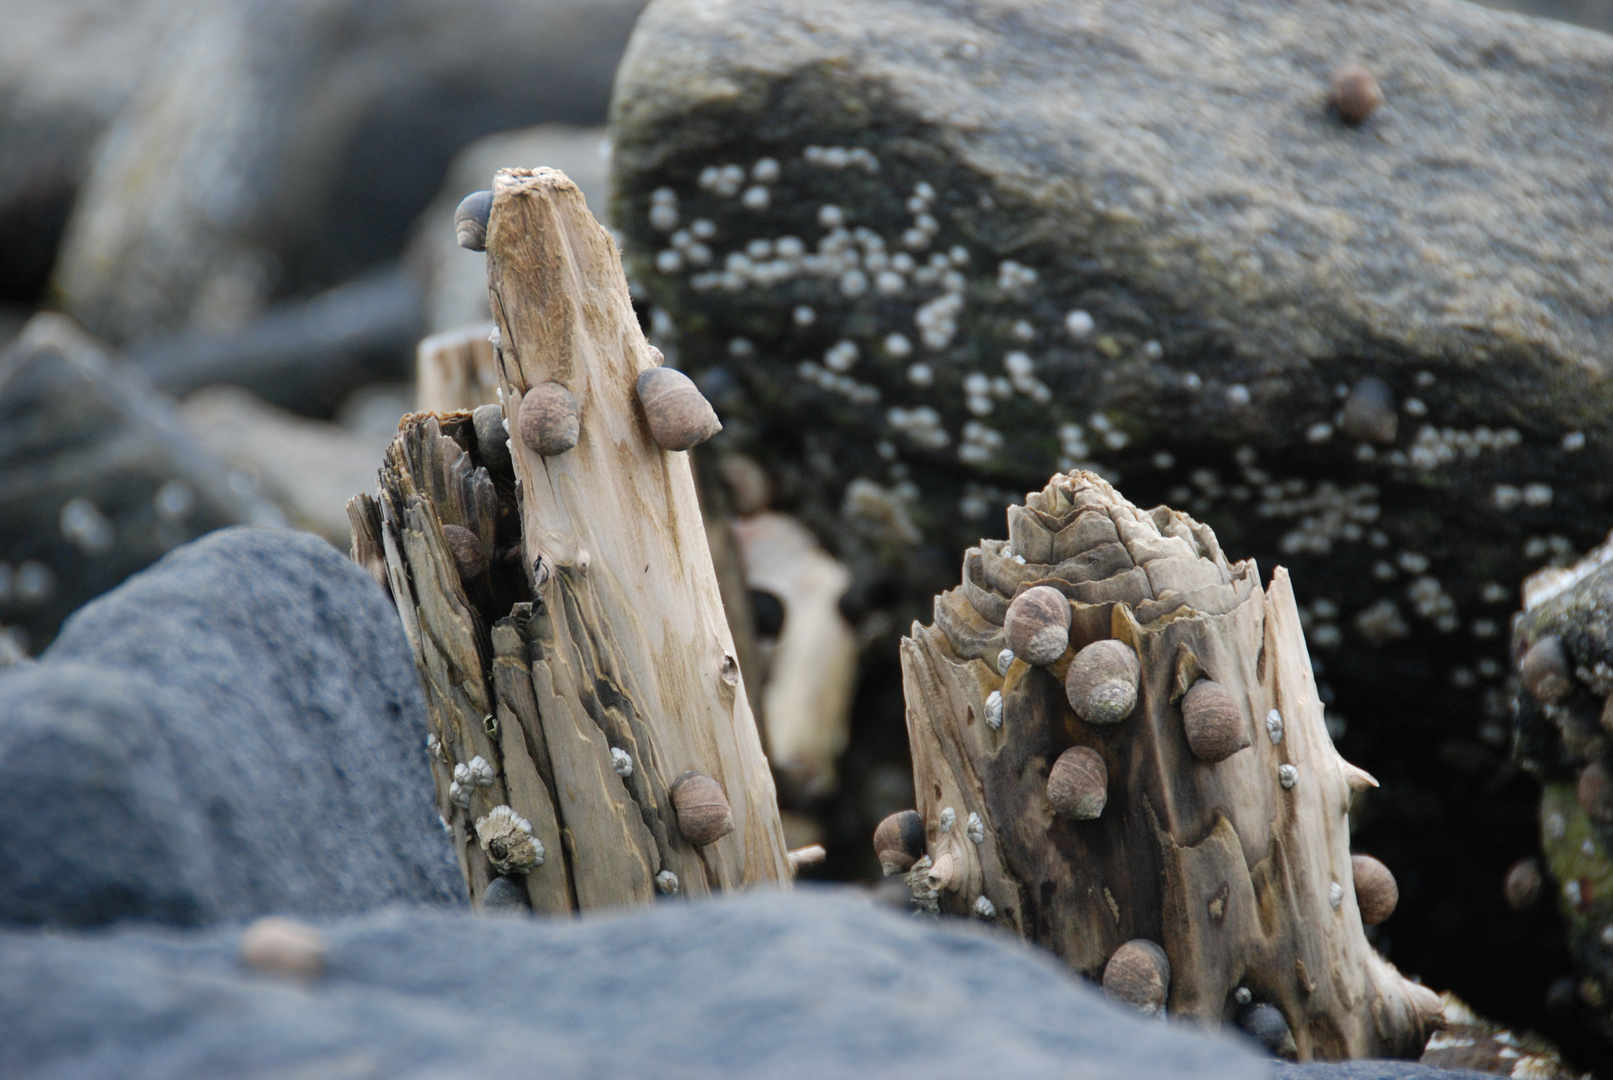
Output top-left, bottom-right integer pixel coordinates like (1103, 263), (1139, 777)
(416, 323), (500, 413)
(351, 167), (790, 912)
(895, 470), (1444, 1059)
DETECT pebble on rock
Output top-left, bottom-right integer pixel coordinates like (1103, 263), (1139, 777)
(481, 875), (531, 914)
(1340, 376), (1398, 444)
(240, 916), (327, 979)
(1520, 635), (1571, 703)
(1330, 63), (1384, 125)
(1578, 762), (1613, 824)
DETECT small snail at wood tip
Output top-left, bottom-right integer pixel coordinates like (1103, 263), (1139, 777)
(636, 364), (722, 451)
(1330, 63), (1384, 126)
(1520, 635), (1571, 703)
(1340, 376), (1397, 445)
(476, 805), (543, 876)
(670, 771), (734, 846)
(1351, 854), (1398, 925)
(1003, 585), (1071, 665)
(1181, 680), (1250, 763)
(1103, 939), (1171, 1016)
(1579, 761), (1613, 824)
(472, 403), (512, 470)
(518, 381), (581, 457)
(441, 523), (488, 581)
(1047, 745), (1108, 821)
(455, 190), (494, 251)
(1065, 639), (1139, 725)
(873, 809), (926, 875)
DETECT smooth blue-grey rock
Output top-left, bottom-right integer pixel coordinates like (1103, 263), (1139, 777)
(0, 525), (464, 927)
(0, 888), (1264, 1080)
(1275, 1066), (1495, 1079)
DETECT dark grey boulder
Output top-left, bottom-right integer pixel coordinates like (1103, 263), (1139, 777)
(0, 313), (264, 652)
(609, 0), (1613, 1044)
(0, 888), (1264, 1080)
(0, 525), (464, 927)
(52, 0), (648, 346)
(1276, 1066), (1495, 1079)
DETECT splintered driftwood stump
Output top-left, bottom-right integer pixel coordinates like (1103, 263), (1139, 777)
(894, 471), (1444, 1059)
(350, 168), (790, 912)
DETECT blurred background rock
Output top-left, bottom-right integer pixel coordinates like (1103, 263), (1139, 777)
(5, 0), (1613, 1074)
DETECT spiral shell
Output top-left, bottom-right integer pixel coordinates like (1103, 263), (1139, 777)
(1103, 939), (1171, 1016)
(1351, 854), (1398, 925)
(1047, 746), (1108, 820)
(1065, 639), (1139, 725)
(441, 523), (487, 581)
(873, 809), (926, 875)
(454, 190), (494, 251)
(671, 770), (734, 846)
(1181, 679), (1249, 763)
(518, 382), (581, 457)
(1003, 585), (1071, 665)
(636, 366), (722, 451)
(1520, 635), (1571, 703)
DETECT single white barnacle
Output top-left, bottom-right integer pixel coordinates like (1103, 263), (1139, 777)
(448, 779), (471, 810)
(1265, 709), (1284, 745)
(973, 894), (997, 919)
(655, 869), (680, 895)
(467, 755), (496, 788)
(475, 805), (542, 875)
(939, 806), (956, 832)
(996, 649), (1014, 676)
(611, 747), (634, 778)
(1329, 880), (1344, 910)
(966, 811), (985, 844)
(1278, 764), (1298, 789)
(453, 761), (471, 785)
(426, 732), (442, 760)
(1234, 987), (1253, 1006)
(985, 690), (1004, 730)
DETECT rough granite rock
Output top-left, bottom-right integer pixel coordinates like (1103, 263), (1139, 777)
(0, 526), (464, 927)
(609, 0), (1613, 1049)
(0, 889), (1267, 1080)
(52, 0), (647, 345)
(0, 313), (266, 653)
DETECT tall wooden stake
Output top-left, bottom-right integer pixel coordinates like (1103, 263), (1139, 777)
(897, 470), (1444, 1058)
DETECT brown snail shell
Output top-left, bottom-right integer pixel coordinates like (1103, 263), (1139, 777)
(1503, 858), (1543, 911)
(1330, 63), (1383, 125)
(1065, 639), (1139, 725)
(518, 381), (581, 457)
(441, 523), (488, 581)
(455, 190), (494, 251)
(472, 402), (511, 470)
(1047, 746), (1107, 820)
(1520, 635), (1571, 703)
(671, 771), (734, 846)
(1340, 376), (1397, 444)
(636, 366), (721, 451)
(873, 809), (926, 875)
(1102, 939), (1170, 1016)
(1181, 680), (1249, 763)
(1003, 585), (1071, 665)
(1351, 854), (1398, 925)
(1579, 761), (1613, 824)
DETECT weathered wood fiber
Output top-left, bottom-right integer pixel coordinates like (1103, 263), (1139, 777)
(351, 167), (790, 911)
(899, 470), (1443, 1060)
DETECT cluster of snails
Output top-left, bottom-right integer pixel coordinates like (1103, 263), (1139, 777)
(455, 187), (724, 462)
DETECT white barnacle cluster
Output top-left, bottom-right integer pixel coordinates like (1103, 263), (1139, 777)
(1256, 478), (1381, 558)
(1002, 350), (1052, 404)
(1355, 598), (1410, 646)
(984, 689), (1003, 730)
(1406, 424), (1522, 471)
(886, 405), (949, 450)
(958, 420), (1005, 465)
(803, 144), (880, 174)
(797, 359), (881, 404)
(1406, 575), (1459, 632)
(449, 754), (496, 810)
(1297, 598), (1342, 649)
(1493, 482), (1554, 511)
(996, 259), (1038, 294)
(966, 811), (986, 844)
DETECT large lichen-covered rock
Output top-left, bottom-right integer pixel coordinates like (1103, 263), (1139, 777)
(610, 0), (1613, 1042)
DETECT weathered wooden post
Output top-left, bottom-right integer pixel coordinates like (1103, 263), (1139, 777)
(351, 168), (791, 912)
(893, 469), (1444, 1058)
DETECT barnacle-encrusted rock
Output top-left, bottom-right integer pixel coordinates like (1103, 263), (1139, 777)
(476, 805), (543, 876)
(897, 471), (1441, 1058)
(614, 0), (1613, 1011)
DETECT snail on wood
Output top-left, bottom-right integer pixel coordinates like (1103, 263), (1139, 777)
(455, 190), (494, 251)
(441, 523), (488, 581)
(1578, 761), (1613, 824)
(1103, 939), (1171, 1016)
(1520, 635), (1571, 703)
(1340, 376), (1397, 444)
(873, 809), (926, 875)
(1047, 746), (1108, 820)
(1504, 858), (1542, 911)
(671, 771), (735, 846)
(471, 402), (511, 470)
(636, 366), (722, 451)
(517, 382), (581, 457)
(1351, 854), (1398, 925)
(1003, 585), (1071, 665)
(1180, 679), (1249, 763)
(1065, 639), (1139, 725)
